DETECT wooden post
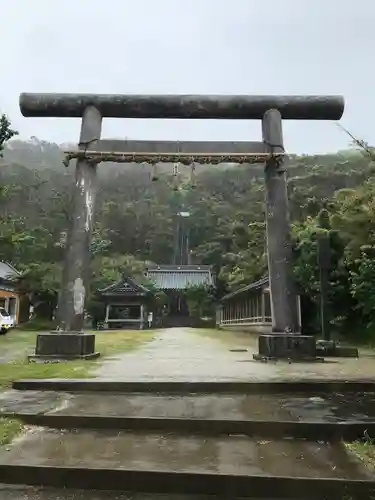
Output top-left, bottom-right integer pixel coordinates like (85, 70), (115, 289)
(261, 293), (266, 322)
(140, 304), (144, 330)
(262, 109), (300, 333)
(105, 304), (110, 325)
(56, 106), (102, 332)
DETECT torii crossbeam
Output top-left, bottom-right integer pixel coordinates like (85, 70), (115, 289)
(63, 139), (282, 166)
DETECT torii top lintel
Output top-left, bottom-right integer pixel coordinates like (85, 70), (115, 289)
(19, 93), (344, 121)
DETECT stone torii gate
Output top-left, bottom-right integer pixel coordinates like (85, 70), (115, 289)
(19, 93), (344, 361)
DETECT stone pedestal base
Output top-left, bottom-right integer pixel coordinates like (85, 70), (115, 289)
(253, 334), (321, 362)
(28, 332), (100, 362)
(316, 340), (359, 358)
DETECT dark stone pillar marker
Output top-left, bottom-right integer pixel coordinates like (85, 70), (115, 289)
(32, 106), (102, 360)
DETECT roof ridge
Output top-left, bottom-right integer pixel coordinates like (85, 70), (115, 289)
(99, 276), (150, 294)
(0, 261), (20, 278)
(221, 275), (269, 301)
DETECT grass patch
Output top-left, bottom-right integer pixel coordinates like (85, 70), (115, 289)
(0, 330), (156, 389)
(0, 418), (24, 446)
(0, 329), (37, 348)
(0, 330), (38, 364)
(94, 330), (155, 357)
(0, 360), (92, 389)
(345, 439), (375, 470)
(0, 330), (156, 447)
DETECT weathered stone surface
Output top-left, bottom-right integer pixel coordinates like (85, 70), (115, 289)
(19, 93), (345, 120)
(0, 428), (368, 480)
(262, 109), (300, 334)
(33, 333), (99, 360)
(0, 487), (229, 500)
(55, 105), (102, 332)
(316, 340), (359, 358)
(255, 334), (317, 360)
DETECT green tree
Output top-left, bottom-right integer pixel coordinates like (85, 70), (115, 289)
(2, 137), (375, 338)
(0, 114), (17, 156)
(350, 245), (375, 335)
(184, 284), (216, 320)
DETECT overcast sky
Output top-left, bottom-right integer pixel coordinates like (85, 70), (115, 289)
(1, 0), (373, 154)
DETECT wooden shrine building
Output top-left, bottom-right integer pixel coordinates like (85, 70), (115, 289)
(217, 276), (302, 334)
(98, 265), (214, 329)
(148, 264), (214, 327)
(99, 277), (152, 330)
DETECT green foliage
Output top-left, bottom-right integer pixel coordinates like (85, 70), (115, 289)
(184, 284), (216, 319)
(0, 418), (24, 446)
(0, 114), (17, 157)
(1, 136), (375, 339)
(19, 317), (54, 331)
(350, 245), (375, 333)
(91, 254), (149, 292)
(293, 177), (375, 339)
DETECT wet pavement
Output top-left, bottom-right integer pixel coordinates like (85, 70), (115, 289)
(41, 392), (298, 421)
(94, 328), (375, 381)
(0, 390), (62, 415)
(0, 487), (280, 500)
(1, 329), (375, 424)
(0, 428), (369, 480)
(4, 389), (375, 423)
(279, 391), (375, 422)
(95, 328), (277, 381)
(44, 391), (375, 422)
(1, 327), (375, 498)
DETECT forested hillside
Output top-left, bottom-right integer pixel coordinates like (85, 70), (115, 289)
(1, 137), (374, 339)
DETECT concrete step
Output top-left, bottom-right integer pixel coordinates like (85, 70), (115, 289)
(3, 389), (375, 424)
(0, 428), (372, 497)
(7, 413), (375, 442)
(1, 391), (297, 421)
(13, 378), (375, 394)
(0, 485), (281, 500)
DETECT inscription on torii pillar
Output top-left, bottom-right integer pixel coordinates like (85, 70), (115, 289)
(19, 93), (344, 361)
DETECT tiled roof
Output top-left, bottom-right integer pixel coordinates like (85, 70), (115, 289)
(221, 274), (303, 301)
(147, 265), (213, 290)
(221, 276), (269, 301)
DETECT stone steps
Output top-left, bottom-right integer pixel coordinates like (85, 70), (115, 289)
(1, 381), (375, 497)
(6, 413), (375, 442)
(13, 378), (375, 393)
(0, 484), (300, 500)
(0, 428), (373, 497)
(0, 489), (231, 500)
(3, 428), (359, 477)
